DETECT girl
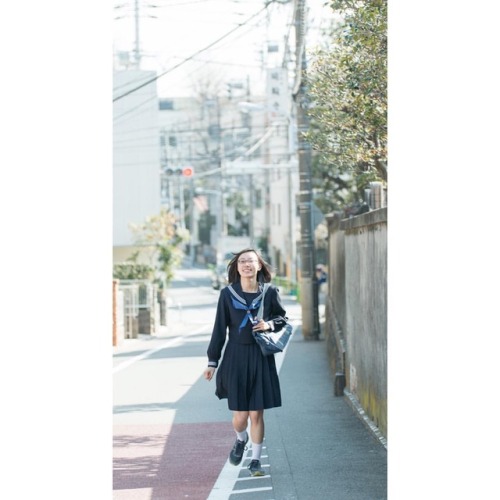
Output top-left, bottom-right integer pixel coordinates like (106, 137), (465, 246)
(203, 248), (288, 476)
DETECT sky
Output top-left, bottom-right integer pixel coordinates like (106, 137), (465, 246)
(112, 0), (333, 97)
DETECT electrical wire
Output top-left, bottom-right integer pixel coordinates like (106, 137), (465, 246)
(167, 56), (261, 68)
(113, 94), (160, 123)
(113, 70), (160, 93)
(113, 120), (272, 140)
(113, 3), (270, 102)
(114, 150), (293, 167)
(112, 1), (289, 122)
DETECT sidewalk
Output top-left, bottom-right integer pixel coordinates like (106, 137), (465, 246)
(205, 294), (387, 499)
(113, 291), (387, 499)
(265, 322), (387, 499)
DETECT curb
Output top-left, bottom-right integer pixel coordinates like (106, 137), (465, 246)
(343, 388), (387, 449)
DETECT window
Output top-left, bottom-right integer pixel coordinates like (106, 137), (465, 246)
(159, 99), (174, 110)
(255, 189), (262, 209)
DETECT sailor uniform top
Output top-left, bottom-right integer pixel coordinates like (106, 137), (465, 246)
(207, 281), (288, 368)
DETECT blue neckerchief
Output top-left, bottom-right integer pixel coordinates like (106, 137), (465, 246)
(227, 284), (264, 332)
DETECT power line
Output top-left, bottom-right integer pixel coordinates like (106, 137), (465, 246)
(113, 121), (272, 140)
(113, 94), (160, 123)
(113, 3), (270, 102)
(113, 71), (159, 93)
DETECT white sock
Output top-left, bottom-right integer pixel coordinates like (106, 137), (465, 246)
(251, 441), (263, 461)
(236, 430), (248, 442)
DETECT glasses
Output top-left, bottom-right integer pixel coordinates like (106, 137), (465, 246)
(238, 259), (258, 265)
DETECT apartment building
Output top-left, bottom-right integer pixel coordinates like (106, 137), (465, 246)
(113, 69), (162, 264)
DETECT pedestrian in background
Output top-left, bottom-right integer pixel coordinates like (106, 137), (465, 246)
(203, 248), (288, 476)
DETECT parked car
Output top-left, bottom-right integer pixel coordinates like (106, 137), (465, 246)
(211, 263), (228, 290)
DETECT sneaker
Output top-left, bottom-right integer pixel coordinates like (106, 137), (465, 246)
(229, 435), (248, 465)
(248, 459), (265, 476)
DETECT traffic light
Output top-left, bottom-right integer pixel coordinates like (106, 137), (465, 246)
(165, 168), (181, 176)
(182, 166), (194, 177)
(164, 167), (194, 177)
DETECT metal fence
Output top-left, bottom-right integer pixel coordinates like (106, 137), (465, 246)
(116, 280), (162, 338)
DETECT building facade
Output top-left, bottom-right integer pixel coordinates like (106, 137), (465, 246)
(113, 70), (161, 264)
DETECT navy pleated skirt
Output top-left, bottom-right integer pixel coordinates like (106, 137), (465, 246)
(215, 340), (282, 411)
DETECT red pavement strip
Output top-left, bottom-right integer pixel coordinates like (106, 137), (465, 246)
(113, 421), (234, 499)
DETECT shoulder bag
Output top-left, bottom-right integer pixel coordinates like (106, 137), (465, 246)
(252, 283), (293, 356)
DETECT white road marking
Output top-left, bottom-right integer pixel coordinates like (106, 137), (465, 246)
(230, 487), (273, 494)
(112, 324), (212, 374)
(235, 475), (269, 482)
(207, 324), (297, 500)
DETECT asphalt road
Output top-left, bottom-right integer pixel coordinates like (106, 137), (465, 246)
(113, 267), (233, 499)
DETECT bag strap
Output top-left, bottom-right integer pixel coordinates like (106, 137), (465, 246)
(256, 283), (270, 319)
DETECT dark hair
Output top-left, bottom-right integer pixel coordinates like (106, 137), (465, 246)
(227, 248), (272, 284)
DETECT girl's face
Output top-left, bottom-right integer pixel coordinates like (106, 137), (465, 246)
(237, 251), (261, 278)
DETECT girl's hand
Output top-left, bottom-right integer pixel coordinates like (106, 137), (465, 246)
(204, 367), (215, 381)
(252, 319), (270, 332)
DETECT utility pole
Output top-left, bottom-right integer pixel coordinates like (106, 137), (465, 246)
(293, 0), (320, 340)
(134, 0), (141, 68)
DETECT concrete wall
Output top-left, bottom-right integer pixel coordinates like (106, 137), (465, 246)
(325, 208), (387, 437)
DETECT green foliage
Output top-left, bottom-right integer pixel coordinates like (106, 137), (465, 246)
(113, 262), (154, 280)
(157, 244), (177, 284)
(306, 0), (387, 212)
(273, 275), (299, 298)
(113, 251), (154, 280)
(128, 208), (190, 285)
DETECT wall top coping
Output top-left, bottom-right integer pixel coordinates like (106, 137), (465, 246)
(335, 207), (387, 231)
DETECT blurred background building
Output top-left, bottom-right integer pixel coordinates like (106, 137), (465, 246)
(113, 69), (161, 264)
(112, 0), (330, 287)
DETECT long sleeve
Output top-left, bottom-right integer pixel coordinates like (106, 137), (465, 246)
(263, 285), (288, 332)
(207, 289), (229, 367)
